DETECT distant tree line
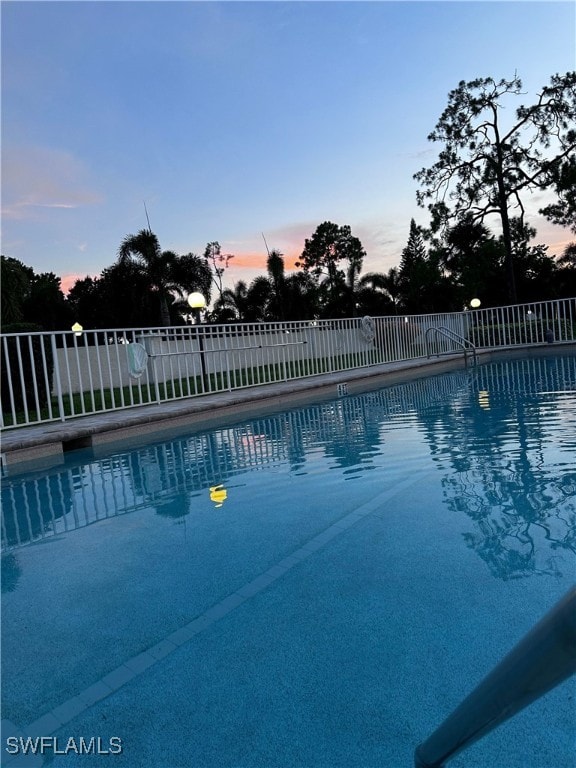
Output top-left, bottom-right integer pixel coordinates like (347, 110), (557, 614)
(2, 71), (575, 331)
(3, 219), (574, 332)
(1, 259), (72, 331)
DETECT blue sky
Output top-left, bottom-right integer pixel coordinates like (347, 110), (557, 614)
(2, 1), (575, 295)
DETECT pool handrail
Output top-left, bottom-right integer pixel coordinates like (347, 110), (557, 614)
(425, 326), (477, 366)
(414, 586), (576, 767)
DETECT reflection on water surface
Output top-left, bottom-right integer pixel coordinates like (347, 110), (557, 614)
(2, 356), (575, 584)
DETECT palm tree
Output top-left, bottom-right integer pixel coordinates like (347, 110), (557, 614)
(283, 272), (319, 320)
(356, 269), (400, 316)
(118, 230), (211, 326)
(381, 268), (402, 314)
(245, 276), (272, 321)
(266, 249), (286, 320)
(556, 242), (576, 298)
(211, 281), (249, 322)
(212, 277), (274, 323)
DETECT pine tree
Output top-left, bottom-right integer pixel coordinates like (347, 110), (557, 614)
(398, 220), (444, 313)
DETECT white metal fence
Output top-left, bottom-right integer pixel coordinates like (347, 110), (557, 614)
(1, 298), (575, 429)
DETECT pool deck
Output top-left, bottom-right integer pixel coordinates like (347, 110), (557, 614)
(2, 343), (574, 473)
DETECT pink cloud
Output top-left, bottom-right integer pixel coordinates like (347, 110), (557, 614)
(218, 221), (315, 274)
(61, 273), (99, 295)
(2, 145), (103, 220)
(217, 219), (403, 287)
(229, 252), (267, 270)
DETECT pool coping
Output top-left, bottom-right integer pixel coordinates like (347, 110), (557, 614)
(1, 342), (574, 474)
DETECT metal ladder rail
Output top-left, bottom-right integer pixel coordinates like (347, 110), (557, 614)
(414, 586), (576, 767)
(425, 326), (477, 366)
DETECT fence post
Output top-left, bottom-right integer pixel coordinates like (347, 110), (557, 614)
(50, 334), (66, 422)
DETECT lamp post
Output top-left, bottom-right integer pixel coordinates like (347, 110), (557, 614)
(465, 299), (481, 347)
(187, 292), (208, 392)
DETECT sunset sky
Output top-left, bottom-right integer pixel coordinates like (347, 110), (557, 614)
(2, 1), (574, 298)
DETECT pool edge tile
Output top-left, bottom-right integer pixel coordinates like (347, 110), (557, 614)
(100, 664), (138, 691)
(49, 696), (88, 727)
(22, 713), (61, 738)
(147, 639), (178, 661)
(76, 681), (114, 708)
(123, 652), (157, 674)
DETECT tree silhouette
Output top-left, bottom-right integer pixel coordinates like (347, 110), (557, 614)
(1, 256), (33, 325)
(556, 243), (576, 298)
(203, 241), (234, 306)
(22, 272), (72, 330)
(356, 271), (397, 316)
(437, 218), (506, 308)
(415, 72), (576, 303)
(505, 219), (559, 302)
(266, 249), (286, 320)
(397, 219), (445, 313)
(296, 221), (365, 316)
(540, 156), (576, 233)
(118, 230), (211, 326)
(1, 257), (71, 330)
(211, 281), (249, 322)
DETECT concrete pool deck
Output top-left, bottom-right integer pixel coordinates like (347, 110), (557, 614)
(1, 342), (574, 474)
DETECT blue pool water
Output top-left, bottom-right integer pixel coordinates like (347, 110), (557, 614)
(2, 355), (575, 767)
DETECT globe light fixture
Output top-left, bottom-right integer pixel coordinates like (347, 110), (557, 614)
(187, 292), (206, 311)
(470, 298), (481, 309)
(187, 292), (206, 327)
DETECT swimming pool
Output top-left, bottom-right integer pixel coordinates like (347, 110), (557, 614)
(2, 355), (575, 767)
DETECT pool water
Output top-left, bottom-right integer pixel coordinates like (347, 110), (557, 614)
(2, 356), (575, 767)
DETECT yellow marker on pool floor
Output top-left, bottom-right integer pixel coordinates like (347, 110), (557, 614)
(210, 484), (227, 507)
(478, 390), (490, 410)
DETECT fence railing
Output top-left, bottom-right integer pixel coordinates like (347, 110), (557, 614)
(1, 298), (575, 430)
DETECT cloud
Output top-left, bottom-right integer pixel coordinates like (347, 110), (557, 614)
(61, 272), (100, 295)
(229, 252), (267, 270)
(1, 145), (103, 220)
(258, 221), (319, 267)
(215, 222), (315, 277)
(402, 147), (436, 160)
(215, 249), (300, 279)
(221, 217), (408, 282)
